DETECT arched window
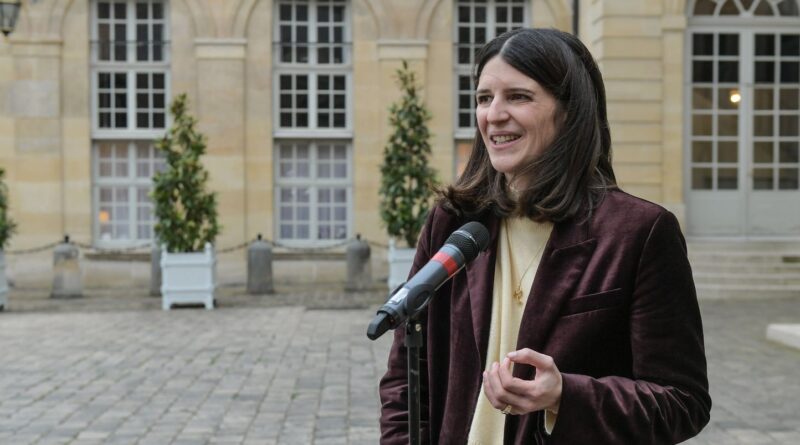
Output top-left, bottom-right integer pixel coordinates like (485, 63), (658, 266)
(692, 0), (799, 17)
(686, 0), (800, 236)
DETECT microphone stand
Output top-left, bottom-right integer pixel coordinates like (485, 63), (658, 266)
(405, 317), (423, 445)
(398, 283), (434, 445)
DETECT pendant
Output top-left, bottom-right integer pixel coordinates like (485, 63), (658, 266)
(513, 288), (523, 303)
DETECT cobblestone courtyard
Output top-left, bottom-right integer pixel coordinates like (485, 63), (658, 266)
(0, 294), (798, 444)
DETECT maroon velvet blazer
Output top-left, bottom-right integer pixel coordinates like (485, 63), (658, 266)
(378, 189), (711, 444)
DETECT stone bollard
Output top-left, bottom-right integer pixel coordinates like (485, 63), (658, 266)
(51, 235), (82, 299)
(247, 234), (274, 295)
(345, 234), (372, 291)
(150, 244), (161, 296)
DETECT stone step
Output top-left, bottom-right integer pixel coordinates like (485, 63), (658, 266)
(687, 240), (800, 253)
(693, 272), (800, 286)
(766, 324), (800, 350)
(688, 252), (800, 265)
(689, 263), (800, 274)
(695, 283), (800, 300)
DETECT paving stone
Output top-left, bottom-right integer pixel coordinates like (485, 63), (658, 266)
(0, 292), (797, 444)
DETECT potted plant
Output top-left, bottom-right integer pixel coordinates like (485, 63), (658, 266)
(379, 61), (439, 290)
(0, 168), (16, 311)
(152, 94), (220, 310)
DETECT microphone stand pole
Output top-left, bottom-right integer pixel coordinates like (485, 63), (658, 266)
(405, 316), (423, 445)
(402, 284), (434, 445)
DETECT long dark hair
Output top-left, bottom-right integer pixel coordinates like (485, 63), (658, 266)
(440, 28), (616, 222)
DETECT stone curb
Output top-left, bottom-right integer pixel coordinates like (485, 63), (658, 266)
(766, 323), (800, 350)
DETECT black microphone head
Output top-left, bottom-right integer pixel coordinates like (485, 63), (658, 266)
(445, 222), (490, 262)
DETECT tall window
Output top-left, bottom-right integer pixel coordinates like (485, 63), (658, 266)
(273, 0), (352, 244)
(453, 0), (527, 174)
(689, 0), (799, 192)
(90, 0), (169, 246)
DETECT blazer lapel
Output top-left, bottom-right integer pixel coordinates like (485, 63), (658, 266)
(466, 215), (500, 369)
(514, 217), (596, 377)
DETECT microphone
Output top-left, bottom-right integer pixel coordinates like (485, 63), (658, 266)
(367, 222), (490, 340)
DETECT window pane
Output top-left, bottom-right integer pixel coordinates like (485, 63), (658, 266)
(782, 35), (800, 56)
(718, 61), (738, 82)
(333, 164), (346, 178)
(719, 34), (739, 55)
(718, 168), (738, 189)
(693, 61), (713, 83)
(693, 114), (713, 135)
(98, 2), (110, 19)
(780, 142), (799, 163)
(781, 62), (799, 83)
(780, 168), (800, 189)
(780, 88), (799, 109)
(719, 88), (741, 109)
(756, 34), (775, 55)
(719, 141), (738, 163)
(754, 88), (774, 109)
(114, 2), (126, 19)
(718, 115), (739, 136)
(756, 62), (775, 83)
(754, 168), (774, 189)
(692, 141), (712, 162)
(719, 0), (739, 15)
(693, 88), (713, 109)
(754, 142), (774, 162)
(694, 34), (714, 55)
(753, 115), (774, 136)
(780, 115), (799, 136)
(692, 168), (713, 189)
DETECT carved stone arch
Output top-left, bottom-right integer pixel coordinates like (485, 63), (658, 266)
(232, 0), (259, 38)
(49, 0), (75, 37)
(182, 0), (216, 38)
(665, 0), (688, 16)
(360, 0), (387, 38)
(543, 0), (572, 29)
(415, 0), (445, 40)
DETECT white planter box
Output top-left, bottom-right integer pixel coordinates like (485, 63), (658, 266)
(387, 239), (416, 291)
(161, 243), (216, 310)
(0, 250), (7, 310)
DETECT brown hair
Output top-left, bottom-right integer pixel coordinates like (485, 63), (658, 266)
(440, 28), (616, 222)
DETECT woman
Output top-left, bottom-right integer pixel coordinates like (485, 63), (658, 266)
(378, 28), (711, 444)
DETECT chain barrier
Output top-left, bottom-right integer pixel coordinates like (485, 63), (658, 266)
(216, 241), (250, 254)
(6, 241), (62, 256)
(72, 241), (153, 254)
(366, 240), (390, 250)
(269, 237), (353, 252)
(4, 235), (393, 256)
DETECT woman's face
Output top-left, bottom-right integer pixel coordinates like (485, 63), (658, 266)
(476, 56), (559, 187)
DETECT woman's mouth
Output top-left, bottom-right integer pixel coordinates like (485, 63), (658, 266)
(490, 134), (521, 145)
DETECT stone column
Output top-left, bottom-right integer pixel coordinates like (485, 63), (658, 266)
(194, 38), (247, 249)
(588, 0), (667, 205)
(7, 39), (65, 246)
(661, 13), (688, 223)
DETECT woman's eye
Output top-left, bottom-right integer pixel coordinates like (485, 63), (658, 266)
(476, 95), (491, 104)
(509, 93), (530, 101)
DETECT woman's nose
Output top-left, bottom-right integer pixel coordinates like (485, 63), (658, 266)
(486, 99), (509, 123)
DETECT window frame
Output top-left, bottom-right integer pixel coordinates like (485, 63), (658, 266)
(92, 140), (166, 248)
(89, 0), (170, 248)
(272, 0), (353, 138)
(684, 22), (800, 194)
(452, 0), (529, 139)
(272, 140), (353, 246)
(90, 0), (171, 140)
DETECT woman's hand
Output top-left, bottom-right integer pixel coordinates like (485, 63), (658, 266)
(482, 348), (563, 416)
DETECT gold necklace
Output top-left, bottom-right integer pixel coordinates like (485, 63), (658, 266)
(504, 219), (540, 304)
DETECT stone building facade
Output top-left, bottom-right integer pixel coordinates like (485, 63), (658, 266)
(0, 0), (798, 287)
